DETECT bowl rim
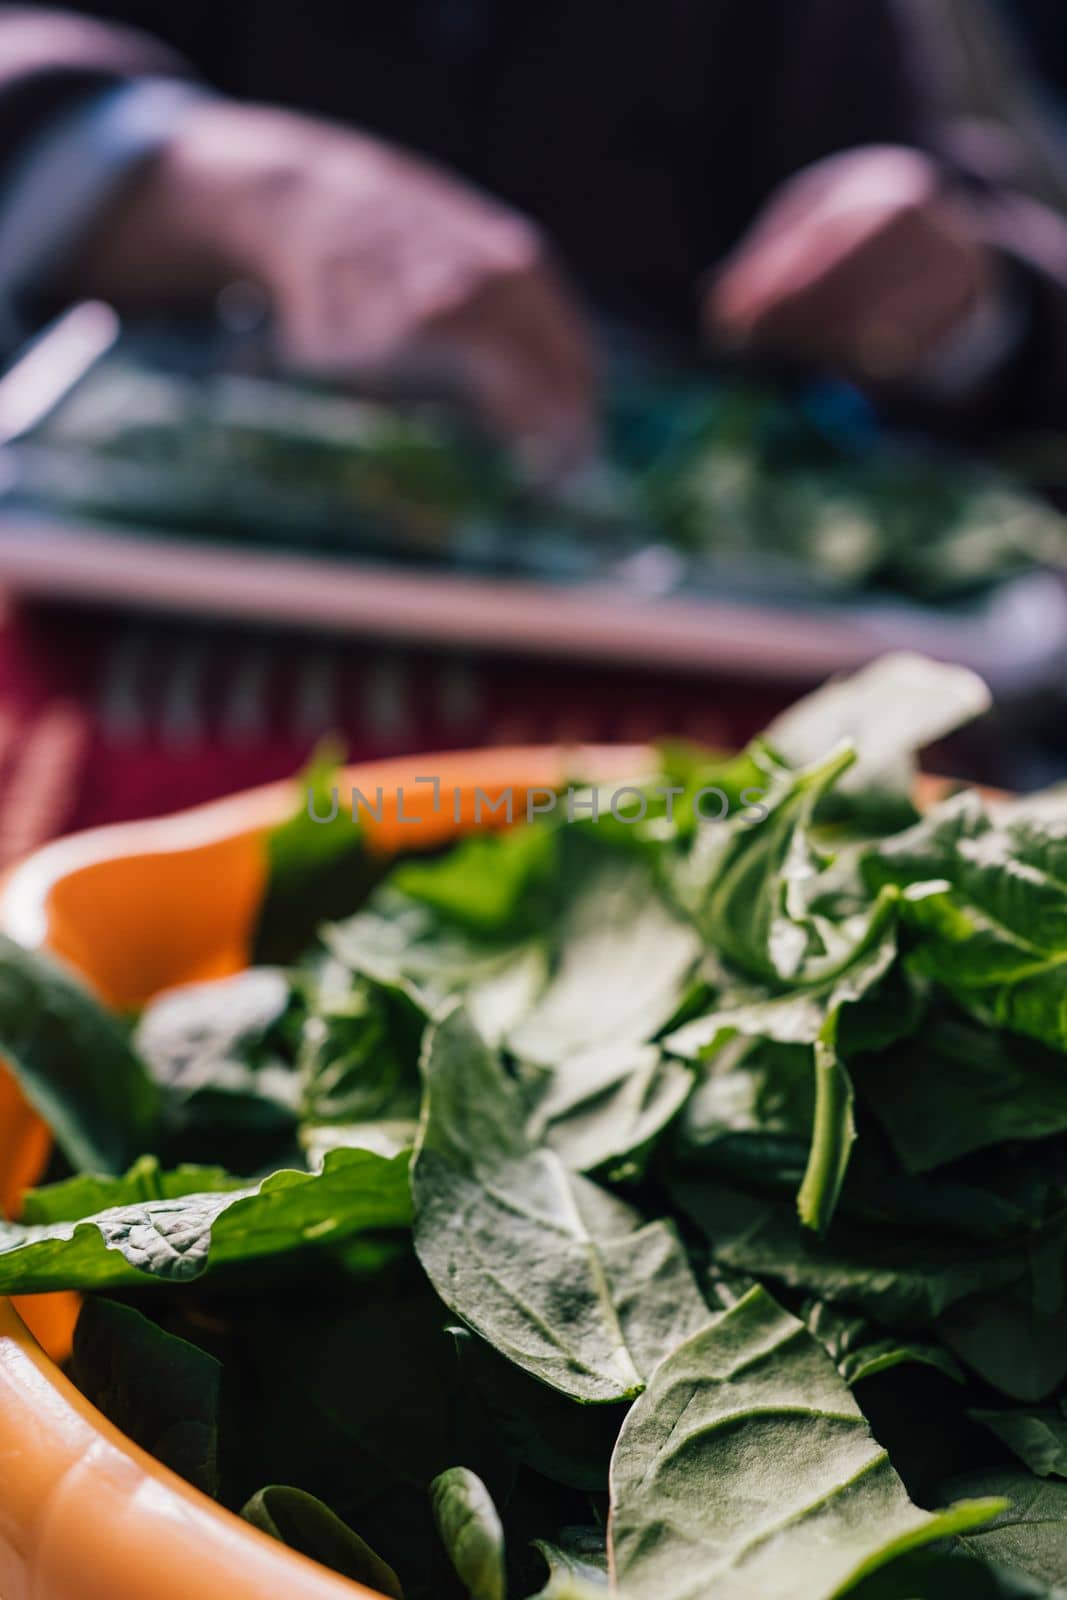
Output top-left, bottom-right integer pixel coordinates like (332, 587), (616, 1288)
(0, 741), (654, 1600)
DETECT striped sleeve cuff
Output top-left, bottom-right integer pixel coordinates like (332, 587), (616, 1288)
(0, 75), (207, 351)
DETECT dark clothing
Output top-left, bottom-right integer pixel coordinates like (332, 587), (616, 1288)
(0, 1), (924, 335)
(2, 1), (1067, 426)
(998, 0), (1067, 103)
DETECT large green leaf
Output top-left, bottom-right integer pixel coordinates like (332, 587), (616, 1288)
(665, 910), (898, 1232)
(525, 1041), (692, 1177)
(0, 1146), (410, 1292)
(848, 1549), (1067, 1598)
(0, 934), (158, 1174)
(937, 1280), (1067, 1404)
(71, 1296), (221, 1496)
(506, 846), (700, 1066)
(136, 968), (298, 1087)
(803, 1301), (964, 1387)
(390, 815), (558, 937)
(412, 1008), (708, 1402)
(18, 1154), (239, 1223)
(864, 795), (1067, 1051)
(607, 1287), (1002, 1600)
(973, 1406), (1067, 1480)
(670, 1172), (1029, 1328)
(947, 1471), (1067, 1590)
(856, 1009), (1067, 1174)
(136, 968), (302, 1171)
(324, 893), (548, 1045)
(765, 652), (990, 822)
(231, 1274), (512, 1600)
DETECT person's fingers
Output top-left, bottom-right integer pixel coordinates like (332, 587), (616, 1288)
(836, 245), (988, 380)
(707, 145), (957, 342)
(422, 253), (598, 468)
(428, 322), (598, 473)
(277, 258), (598, 470)
(709, 191), (918, 340)
(723, 214), (919, 347)
(264, 142), (598, 468)
(707, 195), (987, 381)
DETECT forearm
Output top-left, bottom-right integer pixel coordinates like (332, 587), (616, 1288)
(66, 97), (268, 307)
(0, 8), (195, 343)
(69, 101), (394, 311)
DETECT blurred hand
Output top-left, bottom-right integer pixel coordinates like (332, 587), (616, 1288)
(705, 146), (997, 384)
(75, 101), (597, 471)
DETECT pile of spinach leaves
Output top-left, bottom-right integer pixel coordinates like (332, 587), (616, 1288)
(3, 654), (1067, 1598)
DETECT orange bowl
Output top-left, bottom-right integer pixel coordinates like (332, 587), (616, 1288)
(0, 743), (652, 1600)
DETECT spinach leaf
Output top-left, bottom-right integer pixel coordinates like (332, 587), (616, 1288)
(241, 1485), (403, 1598)
(506, 844), (700, 1067)
(455, 1331), (626, 1492)
(848, 1549), (1067, 1598)
(664, 910), (898, 1057)
(0, 1146), (410, 1292)
(430, 1467), (506, 1600)
(864, 796), (1067, 1051)
(71, 1295), (221, 1497)
(298, 961), (423, 1132)
(665, 907), (898, 1231)
(412, 1008), (708, 1402)
(764, 652), (990, 827)
(19, 1154), (239, 1222)
(803, 1301), (964, 1387)
(391, 817), (558, 938)
(325, 892), (548, 1045)
(973, 1407), (1067, 1480)
(607, 1286), (1002, 1600)
(672, 1034), (814, 1187)
(530, 1532), (609, 1597)
(231, 1273), (512, 1600)
(253, 745), (389, 964)
(946, 1471), (1067, 1590)
(681, 743), (860, 983)
(136, 969), (302, 1171)
(525, 1041), (692, 1178)
(137, 969), (298, 1085)
(937, 1275), (1067, 1402)
(856, 1009), (1067, 1174)
(669, 1171), (1028, 1329)
(0, 934), (158, 1174)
